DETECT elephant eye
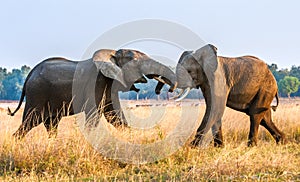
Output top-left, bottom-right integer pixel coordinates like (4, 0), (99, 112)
(187, 70), (191, 73)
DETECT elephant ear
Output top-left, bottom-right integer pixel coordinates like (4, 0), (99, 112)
(178, 50), (194, 64)
(192, 44), (228, 136)
(92, 49), (127, 88)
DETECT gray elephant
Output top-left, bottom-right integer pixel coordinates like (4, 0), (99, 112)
(157, 44), (285, 147)
(8, 49), (176, 139)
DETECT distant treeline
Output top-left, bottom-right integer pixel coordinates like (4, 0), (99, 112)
(0, 66), (31, 100)
(0, 64), (300, 100)
(268, 64), (300, 97)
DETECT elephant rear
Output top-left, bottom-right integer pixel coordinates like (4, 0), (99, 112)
(221, 56), (278, 112)
(10, 58), (78, 138)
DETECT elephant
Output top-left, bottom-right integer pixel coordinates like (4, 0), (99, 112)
(8, 49), (177, 139)
(157, 44), (285, 147)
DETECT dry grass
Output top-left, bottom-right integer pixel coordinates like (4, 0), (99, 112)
(0, 99), (300, 181)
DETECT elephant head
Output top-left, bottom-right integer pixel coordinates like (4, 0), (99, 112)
(175, 44), (219, 90)
(93, 49), (177, 92)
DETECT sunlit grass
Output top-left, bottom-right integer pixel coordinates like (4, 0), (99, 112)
(0, 99), (299, 181)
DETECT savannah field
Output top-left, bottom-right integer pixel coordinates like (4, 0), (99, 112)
(0, 98), (300, 181)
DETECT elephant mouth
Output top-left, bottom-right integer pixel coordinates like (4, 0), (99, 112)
(129, 74), (177, 93)
(152, 76), (177, 93)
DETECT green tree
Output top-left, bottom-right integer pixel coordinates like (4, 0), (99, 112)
(268, 63), (289, 82)
(277, 68), (289, 81)
(268, 63), (278, 79)
(2, 69), (22, 100)
(289, 65), (300, 79)
(278, 76), (300, 98)
(289, 65), (300, 96)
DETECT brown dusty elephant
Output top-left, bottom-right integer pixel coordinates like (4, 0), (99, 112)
(8, 49), (176, 139)
(157, 44), (285, 147)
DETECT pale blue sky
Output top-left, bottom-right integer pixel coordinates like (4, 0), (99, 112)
(0, 0), (299, 70)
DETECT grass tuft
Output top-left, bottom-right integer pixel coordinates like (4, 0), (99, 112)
(0, 99), (300, 181)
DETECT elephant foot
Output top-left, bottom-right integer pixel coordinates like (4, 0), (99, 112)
(213, 139), (224, 148)
(247, 139), (257, 147)
(12, 128), (27, 141)
(111, 120), (128, 129)
(191, 138), (224, 148)
(190, 138), (201, 147)
(275, 133), (286, 145)
(12, 133), (22, 141)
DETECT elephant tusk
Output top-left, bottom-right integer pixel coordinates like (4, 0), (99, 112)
(170, 88), (184, 100)
(153, 76), (167, 84)
(175, 87), (191, 102)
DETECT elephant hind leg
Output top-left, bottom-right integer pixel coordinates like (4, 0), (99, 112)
(248, 91), (277, 146)
(13, 109), (43, 139)
(260, 109), (285, 144)
(44, 116), (61, 138)
(248, 112), (265, 146)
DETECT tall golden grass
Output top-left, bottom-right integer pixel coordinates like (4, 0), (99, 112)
(0, 99), (299, 181)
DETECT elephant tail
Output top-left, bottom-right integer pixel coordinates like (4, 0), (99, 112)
(7, 85), (26, 116)
(7, 67), (33, 116)
(271, 92), (279, 112)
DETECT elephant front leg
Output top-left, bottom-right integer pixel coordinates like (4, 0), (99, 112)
(191, 132), (204, 147)
(103, 102), (128, 128)
(212, 119), (224, 147)
(104, 90), (128, 127)
(191, 107), (223, 147)
(190, 121), (211, 147)
(191, 123), (223, 147)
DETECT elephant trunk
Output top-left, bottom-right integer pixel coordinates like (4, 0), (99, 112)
(152, 61), (195, 96)
(140, 59), (178, 91)
(164, 64), (195, 101)
(175, 64), (195, 89)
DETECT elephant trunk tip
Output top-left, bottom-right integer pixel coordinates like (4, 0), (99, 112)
(169, 82), (178, 92)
